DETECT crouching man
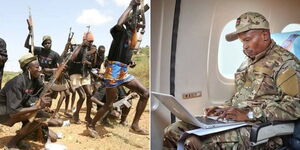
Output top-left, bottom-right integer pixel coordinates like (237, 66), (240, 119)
(0, 53), (57, 149)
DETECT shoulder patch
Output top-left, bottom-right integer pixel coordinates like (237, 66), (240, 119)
(276, 68), (299, 96)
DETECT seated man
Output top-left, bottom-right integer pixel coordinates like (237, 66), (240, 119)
(163, 12), (300, 150)
(0, 53), (57, 149)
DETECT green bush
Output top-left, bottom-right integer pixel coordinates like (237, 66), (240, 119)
(129, 47), (149, 88)
(2, 71), (20, 86)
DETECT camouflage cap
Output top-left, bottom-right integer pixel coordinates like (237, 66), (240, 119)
(19, 53), (37, 69)
(225, 12), (269, 42)
(42, 35), (52, 44)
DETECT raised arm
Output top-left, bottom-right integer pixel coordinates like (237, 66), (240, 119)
(24, 33), (31, 49)
(117, 0), (140, 26)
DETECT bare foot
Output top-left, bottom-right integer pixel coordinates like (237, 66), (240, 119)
(102, 120), (114, 128)
(64, 112), (73, 118)
(71, 115), (81, 124)
(86, 125), (100, 138)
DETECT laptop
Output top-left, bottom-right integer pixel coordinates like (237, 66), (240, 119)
(151, 91), (246, 129)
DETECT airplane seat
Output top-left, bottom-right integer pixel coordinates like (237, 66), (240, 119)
(250, 31), (300, 149)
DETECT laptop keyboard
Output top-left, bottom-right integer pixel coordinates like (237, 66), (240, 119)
(196, 116), (227, 124)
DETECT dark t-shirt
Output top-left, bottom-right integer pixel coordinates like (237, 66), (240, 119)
(0, 38), (8, 67)
(68, 46), (90, 76)
(0, 38), (8, 88)
(0, 73), (43, 123)
(107, 25), (133, 65)
(92, 52), (105, 69)
(33, 46), (62, 80)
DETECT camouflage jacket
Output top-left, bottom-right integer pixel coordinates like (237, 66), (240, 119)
(225, 40), (300, 122)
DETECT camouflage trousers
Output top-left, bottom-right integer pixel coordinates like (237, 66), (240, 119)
(163, 121), (283, 150)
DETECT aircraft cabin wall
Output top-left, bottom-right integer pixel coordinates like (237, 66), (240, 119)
(151, 0), (300, 149)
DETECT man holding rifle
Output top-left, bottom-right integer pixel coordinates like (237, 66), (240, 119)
(69, 31), (94, 124)
(0, 53), (58, 149)
(87, 0), (149, 137)
(24, 31), (62, 83)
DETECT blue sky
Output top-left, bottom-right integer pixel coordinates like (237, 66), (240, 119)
(0, 0), (150, 72)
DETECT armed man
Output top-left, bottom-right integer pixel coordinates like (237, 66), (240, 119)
(87, 0), (149, 137)
(0, 53), (58, 149)
(24, 28), (62, 83)
(24, 20), (63, 107)
(69, 32), (94, 124)
(163, 12), (300, 150)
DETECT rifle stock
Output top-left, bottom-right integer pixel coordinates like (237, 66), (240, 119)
(61, 28), (74, 58)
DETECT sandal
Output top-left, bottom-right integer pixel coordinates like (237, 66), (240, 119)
(129, 127), (149, 135)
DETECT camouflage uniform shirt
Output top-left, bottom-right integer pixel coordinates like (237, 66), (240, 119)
(225, 40), (300, 122)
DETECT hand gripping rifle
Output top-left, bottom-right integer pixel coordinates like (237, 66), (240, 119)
(61, 27), (74, 58)
(128, 1), (149, 53)
(27, 7), (35, 55)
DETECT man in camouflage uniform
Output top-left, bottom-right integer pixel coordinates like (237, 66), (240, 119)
(163, 12), (300, 150)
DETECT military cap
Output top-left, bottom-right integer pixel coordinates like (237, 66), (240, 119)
(226, 12), (269, 42)
(42, 35), (52, 45)
(19, 53), (37, 69)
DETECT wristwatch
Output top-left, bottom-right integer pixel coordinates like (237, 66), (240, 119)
(247, 111), (254, 120)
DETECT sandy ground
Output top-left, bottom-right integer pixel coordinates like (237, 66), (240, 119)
(0, 94), (150, 150)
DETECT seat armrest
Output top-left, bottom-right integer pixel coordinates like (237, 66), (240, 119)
(250, 121), (295, 146)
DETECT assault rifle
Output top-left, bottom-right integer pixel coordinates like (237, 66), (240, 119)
(128, 2), (149, 53)
(26, 7), (35, 55)
(113, 92), (138, 112)
(95, 92), (138, 114)
(27, 44), (80, 122)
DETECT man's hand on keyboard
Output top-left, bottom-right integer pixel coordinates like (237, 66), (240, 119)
(217, 107), (249, 121)
(204, 106), (226, 116)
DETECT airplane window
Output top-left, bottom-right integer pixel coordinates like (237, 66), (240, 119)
(282, 24), (300, 33)
(272, 31), (300, 59)
(218, 20), (244, 79)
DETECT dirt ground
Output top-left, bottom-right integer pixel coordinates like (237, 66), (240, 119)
(0, 94), (150, 150)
